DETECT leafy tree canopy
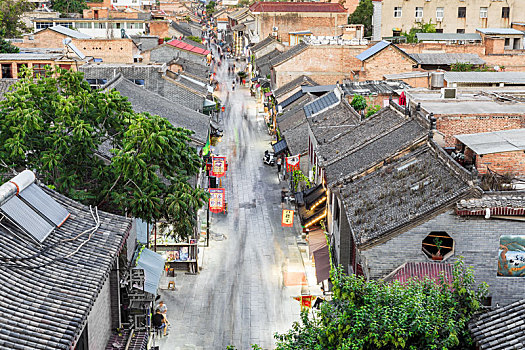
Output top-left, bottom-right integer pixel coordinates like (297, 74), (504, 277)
(275, 258), (488, 350)
(0, 68), (209, 239)
(349, 0), (373, 38)
(50, 0), (87, 15)
(350, 94), (367, 111)
(205, 1), (216, 15)
(402, 20), (436, 43)
(187, 35), (202, 43)
(0, 0), (34, 38)
(0, 37), (19, 53)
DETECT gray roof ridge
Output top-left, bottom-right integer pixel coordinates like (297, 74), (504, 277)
(270, 41), (308, 67)
(162, 73), (207, 97)
(101, 72), (124, 90)
(323, 115), (410, 170)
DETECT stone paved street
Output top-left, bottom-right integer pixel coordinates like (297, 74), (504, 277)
(152, 58), (304, 350)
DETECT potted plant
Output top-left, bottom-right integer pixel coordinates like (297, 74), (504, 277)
(432, 237), (443, 261)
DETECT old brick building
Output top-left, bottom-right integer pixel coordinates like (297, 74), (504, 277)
(249, 2), (348, 46)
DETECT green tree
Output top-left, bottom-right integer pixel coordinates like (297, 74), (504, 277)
(187, 35), (202, 43)
(275, 258), (489, 349)
(0, 37), (19, 53)
(350, 94), (367, 111)
(402, 20), (436, 43)
(205, 1), (216, 15)
(0, 0), (34, 38)
(349, 0), (373, 38)
(365, 103), (380, 118)
(50, 0), (87, 15)
(0, 68), (208, 239)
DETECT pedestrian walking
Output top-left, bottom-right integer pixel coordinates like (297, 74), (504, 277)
(276, 156), (282, 173)
(156, 300), (171, 326)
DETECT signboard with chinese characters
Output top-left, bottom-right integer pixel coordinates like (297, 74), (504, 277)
(285, 155), (300, 172)
(282, 209), (294, 227)
(209, 188), (225, 213)
(211, 156), (227, 178)
(293, 295), (315, 310)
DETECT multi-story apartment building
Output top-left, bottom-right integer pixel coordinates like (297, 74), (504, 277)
(372, 0), (525, 40)
(32, 18), (148, 38)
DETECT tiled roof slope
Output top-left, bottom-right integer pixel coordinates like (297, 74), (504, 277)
(283, 122), (309, 155)
(255, 48), (282, 77)
(325, 118), (427, 186)
(273, 75), (317, 99)
(411, 53), (485, 65)
(0, 185), (131, 349)
(170, 57), (210, 79)
(251, 35), (278, 53)
(342, 143), (471, 246)
(457, 194), (525, 211)
(307, 98), (360, 143)
(278, 93), (314, 131)
(318, 107), (407, 167)
(270, 42), (308, 67)
(470, 299), (525, 349)
(384, 262), (454, 284)
(304, 90), (339, 117)
(104, 74), (209, 144)
(250, 2), (346, 13)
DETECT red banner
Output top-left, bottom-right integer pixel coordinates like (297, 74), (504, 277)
(211, 156), (226, 178)
(209, 188), (225, 213)
(282, 209), (294, 227)
(286, 155), (300, 172)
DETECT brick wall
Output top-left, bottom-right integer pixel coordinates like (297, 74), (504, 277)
(362, 47), (415, 81)
(87, 273), (113, 349)
(273, 45), (364, 88)
(147, 45), (207, 64)
(484, 37), (505, 55)
(256, 12), (348, 45)
(75, 38), (137, 63)
(149, 21), (171, 38)
(476, 151), (525, 176)
(18, 29), (66, 49)
(359, 209), (525, 307)
(437, 114), (523, 146)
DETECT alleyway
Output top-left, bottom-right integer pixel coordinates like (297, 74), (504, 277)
(153, 57), (304, 349)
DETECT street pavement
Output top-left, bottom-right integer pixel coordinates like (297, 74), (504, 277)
(152, 57), (304, 349)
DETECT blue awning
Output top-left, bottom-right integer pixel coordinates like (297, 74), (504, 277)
(272, 138), (288, 155)
(134, 248), (165, 295)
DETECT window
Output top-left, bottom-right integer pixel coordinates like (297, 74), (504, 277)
(86, 78), (107, 90)
(129, 78), (145, 86)
(76, 22), (92, 29)
(435, 29), (443, 33)
(457, 28), (465, 33)
(480, 7), (488, 18)
(502, 7), (510, 19)
(436, 7), (444, 18)
(1, 64), (13, 79)
(32, 63), (47, 78)
(113, 23), (122, 29)
(35, 22), (53, 30)
(422, 231), (454, 260)
(505, 38), (510, 46)
(394, 7), (402, 18)
(458, 7), (466, 18)
(137, 23), (143, 29)
(96, 22), (106, 29)
(415, 7), (423, 18)
(55, 22), (73, 28)
(58, 64), (71, 70)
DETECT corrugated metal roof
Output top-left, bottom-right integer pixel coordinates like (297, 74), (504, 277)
(249, 1), (346, 13)
(166, 39), (210, 56)
(356, 40), (391, 61)
(47, 25), (92, 39)
(477, 28), (524, 35)
(134, 248), (165, 295)
(384, 71), (430, 79)
(302, 85), (337, 93)
(455, 128), (525, 155)
(303, 91), (339, 117)
(444, 71), (525, 84)
(416, 32), (481, 41)
(411, 53), (485, 65)
(0, 53), (62, 61)
(385, 262), (454, 284)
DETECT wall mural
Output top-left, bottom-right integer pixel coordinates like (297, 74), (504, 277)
(498, 235), (525, 277)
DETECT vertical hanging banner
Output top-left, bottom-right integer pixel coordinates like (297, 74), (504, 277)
(211, 156), (227, 177)
(286, 155), (300, 172)
(282, 209), (294, 227)
(209, 188), (225, 213)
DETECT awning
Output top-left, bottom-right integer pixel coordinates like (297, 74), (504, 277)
(313, 245), (330, 283)
(272, 138), (288, 155)
(135, 218), (148, 244)
(308, 228), (327, 258)
(133, 248), (165, 295)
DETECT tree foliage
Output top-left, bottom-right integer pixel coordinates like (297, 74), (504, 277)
(275, 258), (489, 350)
(402, 20), (436, 43)
(349, 0), (373, 38)
(50, 0), (87, 15)
(350, 94), (367, 111)
(0, 0), (34, 38)
(0, 68), (208, 239)
(187, 35), (202, 43)
(205, 1), (216, 15)
(0, 37), (19, 53)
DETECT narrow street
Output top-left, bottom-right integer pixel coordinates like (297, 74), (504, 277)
(154, 56), (304, 349)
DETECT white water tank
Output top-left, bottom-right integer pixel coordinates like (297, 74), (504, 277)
(431, 72), (445, 89)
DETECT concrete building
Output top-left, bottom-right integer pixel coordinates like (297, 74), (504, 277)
(372, 0), (525, 41)
(249, 2), (348, 46)
(0, 51), (90, 79)
(32, 18), (148, 39)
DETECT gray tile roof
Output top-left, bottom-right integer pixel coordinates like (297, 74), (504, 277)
(326, 118), (427, 186)
(105, 74), (209, 144)
(307, 98), (360, 144)
(47, 25), (92, 39)
(341, 143), (471, 246)
(411, 53), (485, 65)
(0, 184), (131, 349)
(278, 93), (314, 132)
(278, 89), (305, 109)
(0, 53), (62, 61)
(470, 299), (525, 349)
(283, 121), (309, 155)
(444, 71), (525, 84)
(457, 194), (525, 211)
(251, 35), (278, 53)
(304, 91), (339, 117)
(254, 48), (282, 78)
(343, 80), (410, 96)
(171, 21), (193, 37)
(416, 33), (482, 41)
(269, 42), (308, 67)
(0, 79), (18, 100)
(170, 57), (210, 79)
(273, 75), (317, 99)
(318, 107), (407, 168)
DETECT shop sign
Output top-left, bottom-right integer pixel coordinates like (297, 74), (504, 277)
(211, 156), (227, 177)
(209, 188), (225, 213)
(282, 209), (294, 227)
(285, 155), (300, 172)
(293, 295), (315, 309)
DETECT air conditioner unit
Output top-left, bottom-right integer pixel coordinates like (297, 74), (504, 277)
(272, 26), (278, 31)
(441, 87), (457, 99)
(436, 17), (443, 22)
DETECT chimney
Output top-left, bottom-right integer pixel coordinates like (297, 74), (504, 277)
(372, 0), (383, 42)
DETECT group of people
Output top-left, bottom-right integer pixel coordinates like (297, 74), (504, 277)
(151, 300), (171, 337)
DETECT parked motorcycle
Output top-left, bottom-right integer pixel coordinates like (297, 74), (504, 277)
(263, 150), (275, 166)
